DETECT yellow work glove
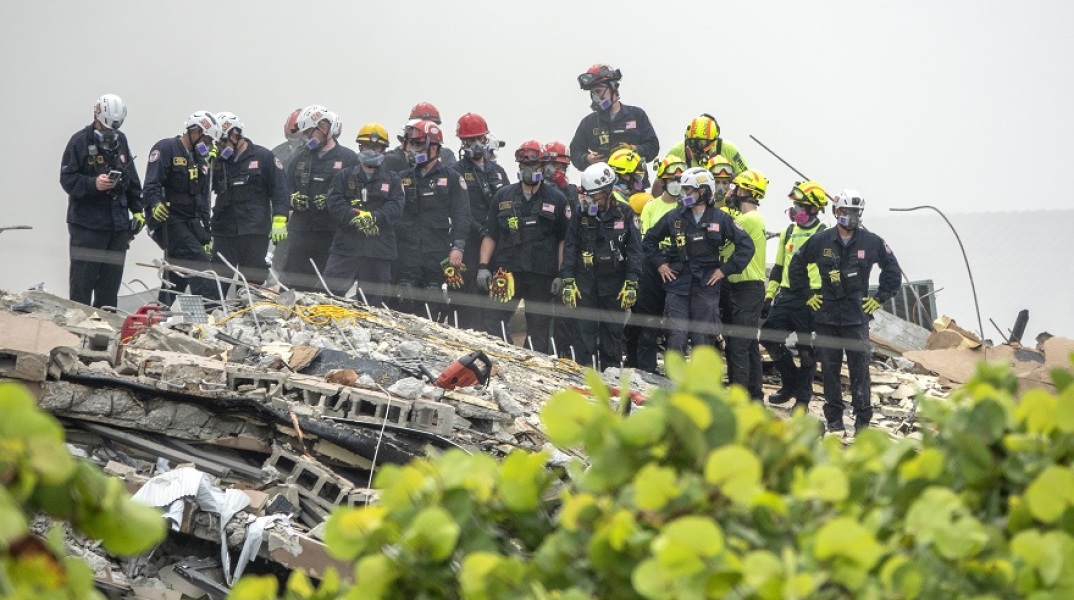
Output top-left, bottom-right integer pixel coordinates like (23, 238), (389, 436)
(489, 267), (515, 302)
(203, 240), (213, 256)
(561, 278), (581, 308)
(270, 215), (288, 242)
(441, 258), (466, 290)
(862, 296), (883, 315)
(130, 211), (145, 235)
(806, 293), (823, 312)
(151, 202), (169, 223)
(617, 279), (638, 310)
(350, 210), (379, 236)
(312, 194), (328, 210)
(290, 191), (309, 211)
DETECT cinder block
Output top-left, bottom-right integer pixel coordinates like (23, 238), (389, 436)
(338, 388), (411, 425)
(227, 365), (286, 396)
(284, 375), (344, 415)
(409, 399), (455, 436)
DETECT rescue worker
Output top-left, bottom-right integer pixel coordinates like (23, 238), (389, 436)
(144, 111), (220, 302)
(607, 147), (648, 196)
(282, 105), (359, 291)
(560, 162), (643, 369)
(642, 167), (753, 355)
(451, 112), (510, 329)
(60, 93), (145, 308)
(324, 148), (404, 306)
(761, 181), (829, 413)
(624, 155), (685, 372)
(722, 169), (769, 401)
(569, 64), (659, 171)
(356, 122), (391, 155)
(394, 120), (472, 318)
(788, 189), (901, 436)
(543, 140), (583, 360)
(271, 108), (303, 170)
(478, 140), (570, 353)
(653, 115), (747, 196)
(708, 155), (738, 329)
(208, 112), (289, 296)
(384, 103), (458, 174)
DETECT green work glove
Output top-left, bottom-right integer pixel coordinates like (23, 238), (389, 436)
(863, 296), (883, 315)
(204, 240), (213, 256)
(806, 293), (823, 312)
(561, 278), (581, 308)
(312, 194), (328, 210)
(290, 191), (309, 211)
(130, 211), (145, 235)
(441, 258), (465, 290)
(151, 202), (169, 223)
(350, 210), (379, 236)
(618, 279), (638, 310)
(270, 215), (288, 242)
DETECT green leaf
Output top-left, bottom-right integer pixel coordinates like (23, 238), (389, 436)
(25, 435), (76, 484)
(792, 464), (849, 504)
(1056, 387), (1074, 432)
(682, 345), (723, 393)
(460, 552), (503, 600)
(905, 487), (987, 560)
(742, 550), (783, 590)
(500, 450), (547, 513)
(704, 445), (761, 505)
(324, 506), (388, 560)
(1011, 529), (1066, 586)
(651, 516), (723, 577)
(0, 486), (30, 546)
(1016, 389), (1058, 435)
(542, 390), (601, 448)
(228, 575), (280, 600)
(898, 448), (945, 483)
(632, 464), (680, 511)
(632, 558), (671, 600)
(670, 392), (712, 430)
(813, 517), (884, 570)
(1025, 465), (1074, 524)
(400, 506), (460, 561)
(615, 407), (667, 448)
(353, 553), (398, 599)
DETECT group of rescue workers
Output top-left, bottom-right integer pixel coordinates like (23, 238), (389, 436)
(60, 64), (902, 437)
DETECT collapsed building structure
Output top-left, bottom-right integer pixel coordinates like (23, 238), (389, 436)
(1, 278), (1068, 598)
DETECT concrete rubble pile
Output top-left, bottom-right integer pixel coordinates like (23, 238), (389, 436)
(4, 286), (1066, 596)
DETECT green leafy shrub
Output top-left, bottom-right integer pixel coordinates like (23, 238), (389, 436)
(0, 382), (166, 598)
(232, 348), (1074, 599)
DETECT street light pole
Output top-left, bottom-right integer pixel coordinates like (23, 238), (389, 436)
(889, 206), (985, 341)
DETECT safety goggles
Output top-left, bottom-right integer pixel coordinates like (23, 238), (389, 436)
(541, 151), (571, 165)
(515, 149), (542, 164)
(660, 165), (685, 179)
(708, 162), (734, 178)
(577, 67), (620, 89)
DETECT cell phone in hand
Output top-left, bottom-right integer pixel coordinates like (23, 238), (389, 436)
(108, 170), (122, 180)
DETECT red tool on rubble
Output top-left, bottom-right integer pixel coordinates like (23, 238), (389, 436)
(120, 303), (166, 343)
(436, 351), (493, 390)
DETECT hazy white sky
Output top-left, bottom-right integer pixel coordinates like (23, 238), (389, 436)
(1, 0), (1071, 339)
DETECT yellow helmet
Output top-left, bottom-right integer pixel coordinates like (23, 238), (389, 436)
(608, 147), (643, 176)
(732, 169), (769, 199)
(790, 180), (828, 208)
(654, 154), (686, 180)
(705, 154), (735, 179)
(356, 122), (390, 147)
(684, 114), (720, 142)
(628, 192), (652, 215)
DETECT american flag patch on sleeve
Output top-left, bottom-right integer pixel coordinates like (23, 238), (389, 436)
(381, 183), (390, 192)
(707, 223), (720, 232)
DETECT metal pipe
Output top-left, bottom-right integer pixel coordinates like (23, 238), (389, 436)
(889, 205), (985, 341)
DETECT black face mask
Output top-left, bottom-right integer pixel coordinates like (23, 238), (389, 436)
(97, 129), (120, 151)
(462, 140), (486, 161)
(519, 165), (542, 185)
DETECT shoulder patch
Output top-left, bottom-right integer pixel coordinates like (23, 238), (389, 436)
(275, 157), (283, 170)
(884, 243), (892, 254)
(458, 176), (467, 191)
(148, 149), (160, 163)
(565, 205), (572, 219)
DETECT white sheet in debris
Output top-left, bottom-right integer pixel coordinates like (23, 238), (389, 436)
(232, 514), (292, 582)
(131, 466), (251, 584)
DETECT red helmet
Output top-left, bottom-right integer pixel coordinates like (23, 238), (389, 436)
(405, 120), (444, 147)
(541, 141), (570, 165)
(577, 64), (622, 90)
(409, 102), (442, 125)
(284, 108), (302, 141)
(515, 140), (542, 164)
(456, 112), (489, 139)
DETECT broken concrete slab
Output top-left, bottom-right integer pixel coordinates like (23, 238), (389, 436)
(0, 312), (80, 381)
(869, 309), (929, 357)
(904, 344), (1054, 392)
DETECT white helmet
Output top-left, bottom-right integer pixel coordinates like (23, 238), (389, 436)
(833, 189), (865, 212)
(295, 105), (332, 133)
(328, 111), (342, 139)
(680, 166), (716, 195)
(581, 162), (616, 195)
(94, 94), (126, 130)
(184, 110), (221, 140)
(216, 111), (244, 139)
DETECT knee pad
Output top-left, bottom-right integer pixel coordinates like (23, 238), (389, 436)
(798, 347), (816, 371)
